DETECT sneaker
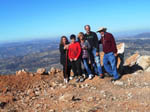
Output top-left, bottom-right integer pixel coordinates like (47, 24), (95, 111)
(69, 75), (75, 80)
(99, 74), (104, 79)
(82, 74), (86, 78)
(84, 75), (88, 79)
(76, 78), (80, 83)
(80, 76), (85, 82)
(64, 78), (66, 83)
(64, 78), (68, 84)
(88, 74), (94, 80)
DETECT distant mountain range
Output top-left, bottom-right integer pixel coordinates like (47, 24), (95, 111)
(117, 32), (150, 39)
(0, 38), (61, 74)
(134, 32), (150, 38)
(0, 39), (59, 59)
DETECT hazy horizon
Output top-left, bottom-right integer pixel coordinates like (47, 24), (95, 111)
(1, 29), (150, 44)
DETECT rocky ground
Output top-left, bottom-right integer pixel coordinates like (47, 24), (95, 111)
(0, 68), (150, 112)
(0, 43), (150, 112)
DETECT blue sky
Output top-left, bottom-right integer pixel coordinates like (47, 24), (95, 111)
(0, 0), (150, 42)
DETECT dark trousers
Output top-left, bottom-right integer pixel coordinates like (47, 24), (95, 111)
(117, 53), (124, 74)
(71, 58), (82, 77)
(62, 64), (71, 79)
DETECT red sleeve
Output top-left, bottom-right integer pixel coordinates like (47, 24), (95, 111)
(68, 46), (72, 59)
(111, 35), (117, 54)
(75, 42), (81, 59)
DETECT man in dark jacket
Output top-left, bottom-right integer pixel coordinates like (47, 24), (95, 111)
(97, 27), (120, 81)
(84, 25), (103, 79)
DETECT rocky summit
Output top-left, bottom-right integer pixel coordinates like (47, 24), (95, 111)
(0, 43), (150, 112)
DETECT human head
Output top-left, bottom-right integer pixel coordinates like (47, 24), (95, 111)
(100, 31), (105, 36)
(70, 34), (76, 43)
(97, 27), (107, 36)
(60, 36), (68, 45)
(78, 32), (85, 41)
(84, 25), (91, 34)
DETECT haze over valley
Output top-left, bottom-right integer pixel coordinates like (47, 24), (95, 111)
(0, 32), (150, 74)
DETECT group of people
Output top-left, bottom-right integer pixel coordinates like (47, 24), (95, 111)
(59, 25), (120, 83)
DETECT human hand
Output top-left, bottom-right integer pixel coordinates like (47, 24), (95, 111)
(114, 53), (118, 57)
(74, 58), (77, 61)
(83, 46), (87, 50)
(70, 59), (73, 62)
(64, 45), (69, 49)
(96, 52), (99, 56)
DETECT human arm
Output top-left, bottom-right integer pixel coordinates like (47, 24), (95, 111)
(99, 38), (102, 44)
(93, 32), (99, 53)
(59, 44), (65, 54)
(68, 46), (73, 61)
(111, 34), (117, 55)
(85, 40), (91, 50)
(74, 42), (81, 60)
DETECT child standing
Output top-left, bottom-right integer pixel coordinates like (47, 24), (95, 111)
(68, 34), (83, 82)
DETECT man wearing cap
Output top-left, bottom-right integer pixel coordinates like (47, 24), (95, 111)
(84, 25), (103, 79)
(97, 27), (120, 81)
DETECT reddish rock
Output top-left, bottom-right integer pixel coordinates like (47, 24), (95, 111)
(55, 69), (61, 73)
(49, 67), (56, 75)
(146, 67), (150, 72)
(136, 56), (150, 70)
(59, 93), (74, 102)
(0, 95), (14, 103)
(117, 43), (125, 54)
(16, 69), (28, 76)
(2, 88), (8, 94)
(124, 53), (140, 66)
(36, 68), (46, 75)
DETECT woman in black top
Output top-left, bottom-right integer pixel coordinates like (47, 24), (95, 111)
(59, 36), (71, 83)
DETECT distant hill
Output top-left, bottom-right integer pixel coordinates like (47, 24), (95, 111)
(0, 38), (59, 59)
(117, 32), (150, 39)
(0, 38), (61, 74)
(134, 32), (150, 38)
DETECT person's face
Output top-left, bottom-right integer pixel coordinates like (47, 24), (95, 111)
(62, 37), (66, 44)
(100, 31), (105, 36)
(85, 26), (91, 34)
(79, 34), (84, 40)
(71, 38), (75, 43)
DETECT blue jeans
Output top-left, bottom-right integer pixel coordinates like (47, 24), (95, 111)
(90, 48), (102, 75)
(103, 52), (119, 79)
(82, 58), (92, 75)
